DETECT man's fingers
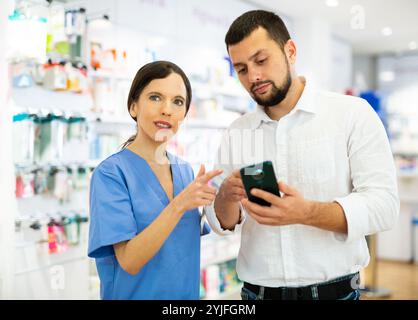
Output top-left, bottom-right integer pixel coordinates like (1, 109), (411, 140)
(245, 209), (278, 226)
(232, 186), (247, 197)
(241, 198), (271, 217)
(229, 176), (245, 188)
(251, 188), (279, 206)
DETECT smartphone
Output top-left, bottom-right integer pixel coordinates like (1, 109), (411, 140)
(240, 161), (281, 206)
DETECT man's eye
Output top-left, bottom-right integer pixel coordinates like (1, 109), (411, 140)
(238, 68), (247, 75)
(257, 59), (267, 65)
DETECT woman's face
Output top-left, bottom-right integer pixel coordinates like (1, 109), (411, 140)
(129, 72), (188, 143)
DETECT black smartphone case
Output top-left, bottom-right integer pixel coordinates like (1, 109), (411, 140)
(240, 161), (281, 206)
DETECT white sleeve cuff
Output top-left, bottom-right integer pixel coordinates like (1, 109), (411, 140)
(333, 195), (370, 243)
(203, 202), (246, 236)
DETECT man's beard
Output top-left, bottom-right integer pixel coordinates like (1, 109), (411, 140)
(251, 67), (292, 108)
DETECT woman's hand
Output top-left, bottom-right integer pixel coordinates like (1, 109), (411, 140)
(173, 165), (223, 213)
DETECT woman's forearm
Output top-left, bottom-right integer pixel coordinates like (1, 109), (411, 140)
(113, 199), (185, 275)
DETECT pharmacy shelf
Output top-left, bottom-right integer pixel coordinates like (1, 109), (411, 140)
(87, 114), (135, 125)
(12, 85), (94, 112)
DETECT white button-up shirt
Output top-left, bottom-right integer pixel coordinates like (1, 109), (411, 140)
(204, 78), (399, 287)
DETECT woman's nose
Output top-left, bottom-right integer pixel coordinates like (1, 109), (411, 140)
(161, 101), (172, 116)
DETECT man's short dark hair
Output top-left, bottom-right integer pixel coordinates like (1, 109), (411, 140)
(225, 10), (291, 51)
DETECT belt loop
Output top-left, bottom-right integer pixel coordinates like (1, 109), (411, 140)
(258, 286), (265, 300)
(281, 287), (287, 300)
(311, 286), (319, 300)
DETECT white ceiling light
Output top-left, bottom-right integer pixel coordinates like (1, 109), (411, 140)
(326, 0), (339, 7)
(409, 41), (418, 50)
(381, 27), (393, 36)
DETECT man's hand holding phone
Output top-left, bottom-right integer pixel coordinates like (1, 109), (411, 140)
(239, 161), (314, 227)
(241, 181), (313, 227)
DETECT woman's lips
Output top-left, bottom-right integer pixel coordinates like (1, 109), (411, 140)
(154, 121), (172, 129)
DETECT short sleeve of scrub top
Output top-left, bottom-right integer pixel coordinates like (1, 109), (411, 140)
(88, 160), (137, 258)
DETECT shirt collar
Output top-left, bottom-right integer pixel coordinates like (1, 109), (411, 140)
(249, 77), (317, 129)
(292, 77), (317, 115)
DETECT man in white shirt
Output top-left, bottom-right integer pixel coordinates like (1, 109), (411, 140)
(204, 10), (399, 300)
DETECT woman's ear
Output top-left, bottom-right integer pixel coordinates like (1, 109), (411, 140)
(129, 102), (138, 119)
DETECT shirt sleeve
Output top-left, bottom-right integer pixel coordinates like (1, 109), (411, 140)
(333, 99), (400, 243)
(204, 130), (246, 236)
(88, 164), (137, 258)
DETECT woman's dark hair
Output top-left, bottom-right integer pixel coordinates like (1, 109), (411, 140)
(225, 10), (291, 52)
(122, 60), (192, 148)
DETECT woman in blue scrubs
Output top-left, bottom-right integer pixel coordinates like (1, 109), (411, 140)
(88, 61), (223, 300)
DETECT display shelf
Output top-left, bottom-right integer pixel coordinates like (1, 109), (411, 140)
(12, 85), (94, 112)
(14, 239), (88, 274)
(87, 113), (135, 125)
(15, 256), (88, 276)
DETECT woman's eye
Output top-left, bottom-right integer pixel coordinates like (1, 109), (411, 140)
(149, 95), (161, 101)
(174, 99), (184, 107)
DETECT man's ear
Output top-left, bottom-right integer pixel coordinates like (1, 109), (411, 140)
(284, 39), (297, 65)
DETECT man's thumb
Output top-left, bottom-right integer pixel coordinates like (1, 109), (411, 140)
(278, 181), (297, 196)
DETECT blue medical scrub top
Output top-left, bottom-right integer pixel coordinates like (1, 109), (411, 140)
(88, 148), (210, 300)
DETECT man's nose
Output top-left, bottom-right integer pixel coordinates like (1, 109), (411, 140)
(248, 66), (262, 83)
